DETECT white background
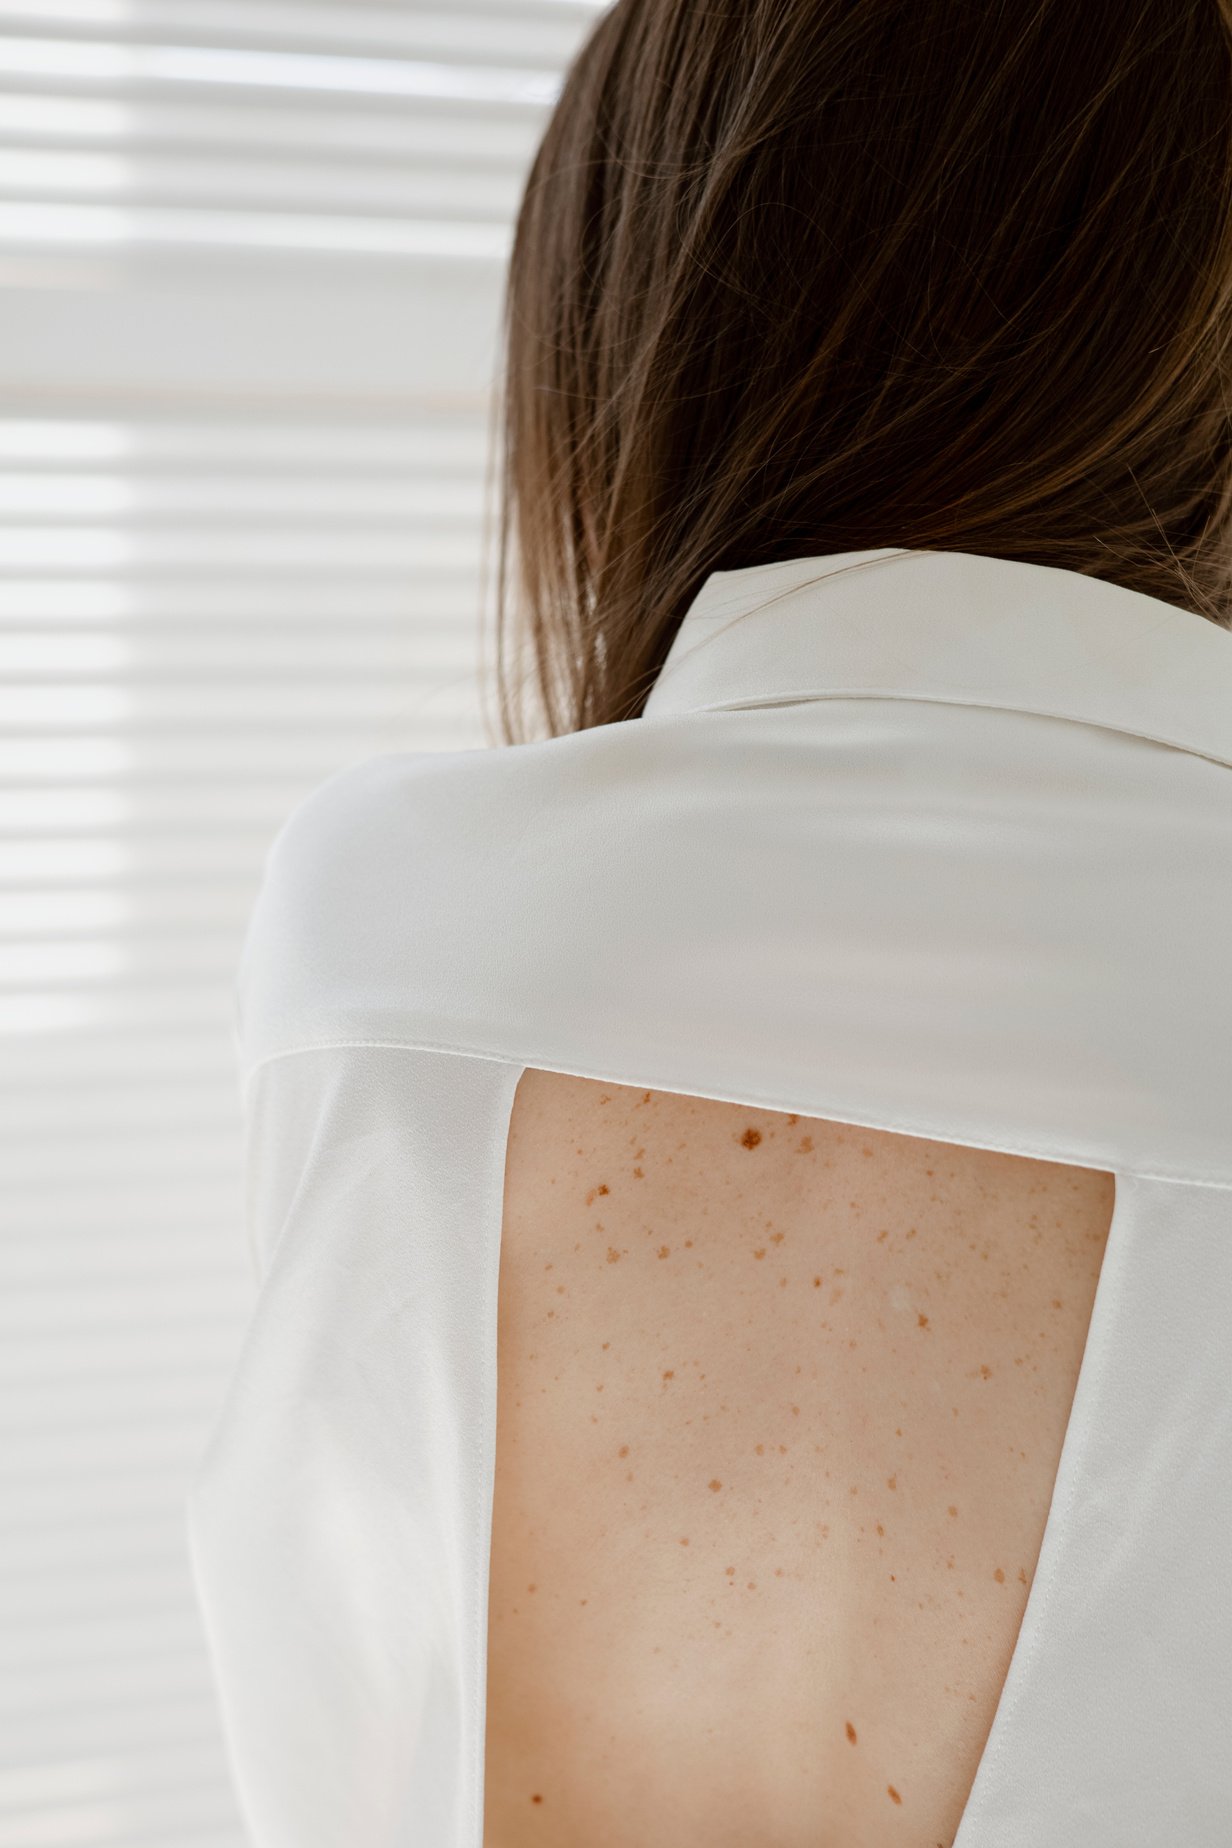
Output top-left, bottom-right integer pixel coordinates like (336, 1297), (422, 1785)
(0, 5), (603, 1843)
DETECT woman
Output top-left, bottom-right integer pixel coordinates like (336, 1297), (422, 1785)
(188, 3), (1232, 1845)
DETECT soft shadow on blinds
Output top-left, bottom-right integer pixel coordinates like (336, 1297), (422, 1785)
(0, 5), (602, 1844)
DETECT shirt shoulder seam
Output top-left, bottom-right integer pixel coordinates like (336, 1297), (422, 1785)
(237, 1036), (1232, 1190)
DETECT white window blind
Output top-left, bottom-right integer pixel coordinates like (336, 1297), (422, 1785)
(0, 5), (603, 1844)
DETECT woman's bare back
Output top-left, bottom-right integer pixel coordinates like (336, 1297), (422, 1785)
(483, 1071), (1115, 1848)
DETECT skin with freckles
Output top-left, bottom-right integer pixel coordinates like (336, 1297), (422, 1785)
(482, 1072), (1115, 1848)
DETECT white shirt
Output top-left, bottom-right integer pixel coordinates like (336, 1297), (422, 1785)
(187, 545), (1232, 1848)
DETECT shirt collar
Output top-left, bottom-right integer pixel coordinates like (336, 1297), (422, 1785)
(641, 545), (1232, 771)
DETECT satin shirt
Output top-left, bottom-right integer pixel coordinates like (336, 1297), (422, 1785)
(187, 546), (1232, 1847)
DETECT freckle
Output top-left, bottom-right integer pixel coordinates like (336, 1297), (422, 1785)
(753, 1248), (766, 1260)
(619, 1445), (629, 1457)
(887, 1474), (897, 1490)
(1051, 1297), (1063, 1309)
(527, 1583), (537, 1593)
(1018, 1566), (1028, 1584)
(790, 1404), (800, 1417)
(597, 1183), (609, 1195)
(876, 1228), (889, 1241)
(876, 1523), (885, 1536)
(798, 1135), (814, 1153)
(755, 1442), (764, 1454)
(633, 1167), (644, 1178)
(787, 1114), (798, 1126)
(906, 1227), (917, 1239)
(979, 1363), (992, 1379)
(662, 1369), (675, 1380)
(679, 1536), (689, 1545)
(746, 1581), (756, 1589)
(830, 1285), (844, 1303)
(861, 1146), (874, 1157)
(994, 1567), (1005, 1583)
(770, 1231), (785, 1244)
(778, 1444), (787, 1453)
(595, 1382), (604, 1391)
(708, 1479), (723, 1492)
(601, 1341), (609, 1350)
(684, 1239), (693, 1248)
(657, 1245), (670, 1258)
(741, 1127), (762, 1149)
(845, 1720), (858, 1744)
(948, 1505), (958, 1518)
(887, 1784), (902, 1805)
(813, 1276), (822, 1287)
(606, 1247), (621, 1263)
(725, 1566), (735, 1575)
(917, 1313), (929, 1329)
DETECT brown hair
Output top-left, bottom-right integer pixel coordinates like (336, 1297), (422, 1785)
(486, 0), (1232, 743)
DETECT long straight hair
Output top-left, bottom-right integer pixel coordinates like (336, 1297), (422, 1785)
(488, 0), (1232, 742)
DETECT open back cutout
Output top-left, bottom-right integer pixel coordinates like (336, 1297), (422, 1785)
(481, 1070), (1117, 1848)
